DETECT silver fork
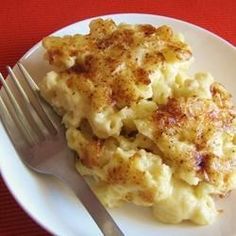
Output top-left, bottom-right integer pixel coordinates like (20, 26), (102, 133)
(0, 63), (124, 236)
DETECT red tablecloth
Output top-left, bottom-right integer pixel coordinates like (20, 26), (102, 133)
(0, 0), (235, 235)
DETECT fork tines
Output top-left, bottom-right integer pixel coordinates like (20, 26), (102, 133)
(0, 63), (57, 146)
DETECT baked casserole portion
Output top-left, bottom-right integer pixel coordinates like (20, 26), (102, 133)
(39, 18), (236, 225)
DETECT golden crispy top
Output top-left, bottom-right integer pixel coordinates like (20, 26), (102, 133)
(152, 82), (236, 189)
(43, 19), (192, 111)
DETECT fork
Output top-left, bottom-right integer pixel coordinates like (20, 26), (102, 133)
(0, 63), (124, 236)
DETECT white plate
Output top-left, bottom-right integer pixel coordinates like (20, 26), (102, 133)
(0, 13), (236, 236)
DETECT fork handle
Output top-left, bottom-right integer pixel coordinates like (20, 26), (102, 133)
(57, 168), (124, 236)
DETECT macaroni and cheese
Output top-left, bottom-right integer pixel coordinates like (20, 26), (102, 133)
(39, 19), (236, 225)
